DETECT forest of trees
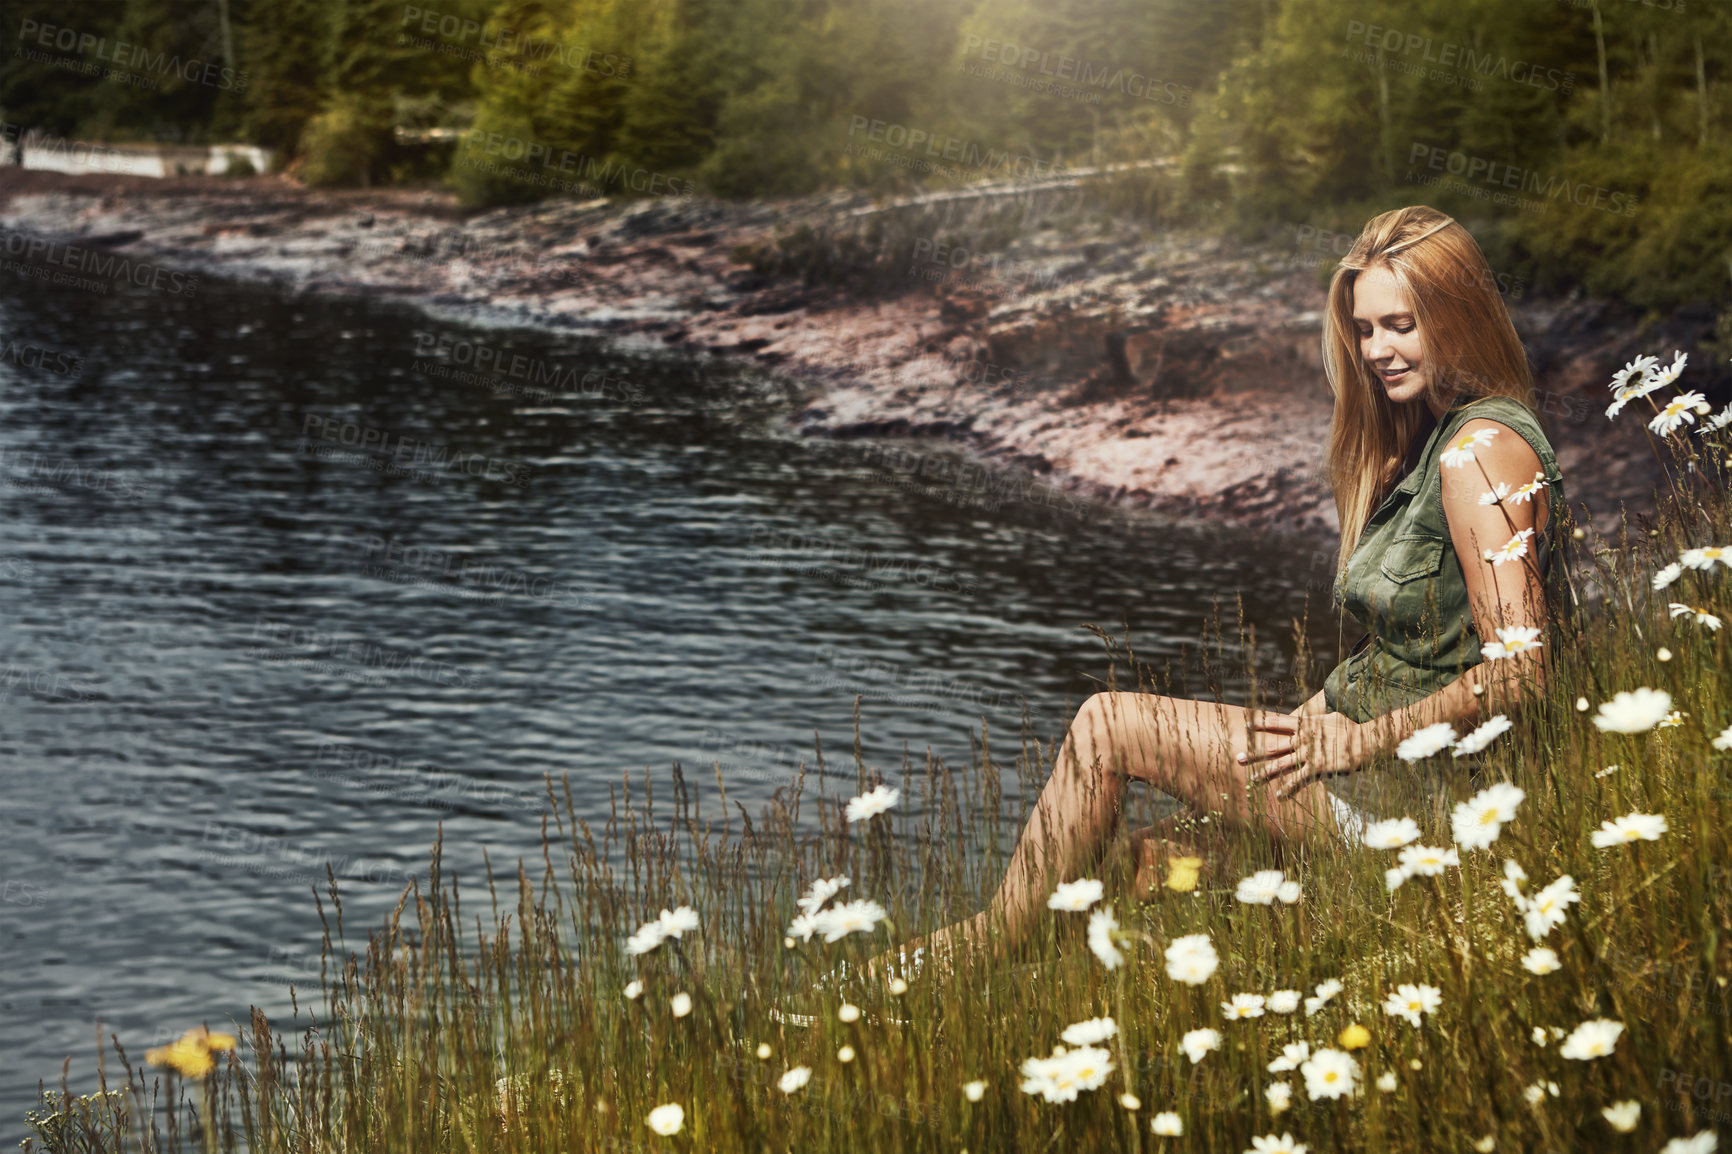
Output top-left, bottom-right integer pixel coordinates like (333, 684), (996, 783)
(2, 0), (1729, 308)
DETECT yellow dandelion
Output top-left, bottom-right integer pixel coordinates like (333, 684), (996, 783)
(145, 1027), (235, 1078)
(1337, 1023), (1371, 1050)
(1166, 856), (1203, 892)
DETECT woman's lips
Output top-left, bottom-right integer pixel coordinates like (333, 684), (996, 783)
(1380, 366), (1412, 381)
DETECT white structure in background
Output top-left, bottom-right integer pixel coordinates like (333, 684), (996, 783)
(1, 131), (272, 177)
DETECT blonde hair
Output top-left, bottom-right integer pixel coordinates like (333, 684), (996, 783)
(1323, 206), (1537, 583)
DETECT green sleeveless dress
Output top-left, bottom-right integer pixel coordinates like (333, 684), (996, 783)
(1322, 394), (1568, 724)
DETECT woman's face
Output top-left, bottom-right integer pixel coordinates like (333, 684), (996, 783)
(1351, 264), (1432, 409)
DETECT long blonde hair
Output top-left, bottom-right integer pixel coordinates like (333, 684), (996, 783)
(1323, 206), (1537, 583)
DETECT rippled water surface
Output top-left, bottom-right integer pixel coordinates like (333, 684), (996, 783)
(0, 274), (1344, 1125)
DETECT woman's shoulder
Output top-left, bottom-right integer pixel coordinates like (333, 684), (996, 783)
(1442, 394), (1561, 474)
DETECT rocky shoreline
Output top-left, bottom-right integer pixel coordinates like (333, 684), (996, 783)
(0, 168), (1706, 542)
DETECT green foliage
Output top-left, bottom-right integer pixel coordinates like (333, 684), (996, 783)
(298, 91), (393, 187)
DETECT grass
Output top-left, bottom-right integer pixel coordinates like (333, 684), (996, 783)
(22, 371), (1732, 1154)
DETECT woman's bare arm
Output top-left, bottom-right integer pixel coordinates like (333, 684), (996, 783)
(1290, 688), (1329, 717)
(1356, 417), (1552, 757)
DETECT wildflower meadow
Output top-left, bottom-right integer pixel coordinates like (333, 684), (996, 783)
(22, 355), (1732, 1151)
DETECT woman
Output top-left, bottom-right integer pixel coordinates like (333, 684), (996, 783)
(921, 205), (1568, 959)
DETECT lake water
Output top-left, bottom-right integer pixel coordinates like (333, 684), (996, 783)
(0, 272), (1344, 1128)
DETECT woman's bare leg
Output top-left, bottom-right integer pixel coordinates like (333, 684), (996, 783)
(923, 692), (1338, 958)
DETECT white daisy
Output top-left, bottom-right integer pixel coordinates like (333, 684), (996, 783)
(1659, 1132), (1718, 1154)
(1119, 1092), (1140, 1111)
(845, 784), (901, 823)
(1484, 528), (1535, 566)
(670, 992), (692, 1018)
(1659, 709), (1688, 728)
(657, 907), (700, 937)
(1646, 349), (1689, 390)
(1453, 716), (1514, 756)
(1221, 993), (1266, 1021)
(1481, 626), (1543, 661)
(1180, 1027), (1222, 1065)
(1268, 989), (1302, 1014)
(814, 898), (888, 943)
(1048, 877), (1104, 911)
(1268, 1041), (1311, 1073)
(1248, 1134), (1308, 1154)
(1397, 844), (1460, 878)
(1521, 947), (1561, 974)
(1592, 687), (1673, 733)
(1017, 1046), (1112, 1102)
(1277, 880), (1302, 904)
(1669, 602), (1723, 630)
(647, 1103), (684, 1135)
(1300, 1047), (1360, 1100)
(1442, 427), (1499, 469)
(1152, 1111), (1183, 1136)
(1236, 869), (1287, 905)
(1653, 561), (1685, 590)
(1376, 1071), (1399, 1093)
(1164, 933), (1219, 985)
(779, 1066), (812, 1093)
(837, 1003), (860, 1023)
(1265, 1081), (1293, 1114)
(1304, 978), (1343, 1016)
(1396, 722), (1459, 762)
(1590, 811), (1668, 847)
(1680, 545), (1730, 571)
(1478, 482), (1511, 506)
(1060, 1016), (1117, 1046)
(1451, 781), (1525, 850)
(1609, 354), (1659, 390)
(1697, 404), (1732, 434)
(963, 1080), (987, 1102)
(786, 911), (823, 942)
(626, 923), (667, 956)
(1649, 390), (1712, 436)
(1714, 724), (1732, 752)
(1508, 472), (1547, 504)
(624, 979), (644, 999)
(1381, 982), (1442, 1027)
(1522, 1080), (1559, 1104)
(1601, 1100), (1640, 1132)
(796, 875), (851, 916)
(1606, 382), (1646, 419)
(1523, 875), (1580, 940)
(1363, 816), (1421, 849)
(1558, 1017), (1624, 1060)
(1088, 907), (1124, 970)
(1595, 763), (1621, 778)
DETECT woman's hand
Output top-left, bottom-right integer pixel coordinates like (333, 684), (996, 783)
(1238, 711), (1367, 799)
